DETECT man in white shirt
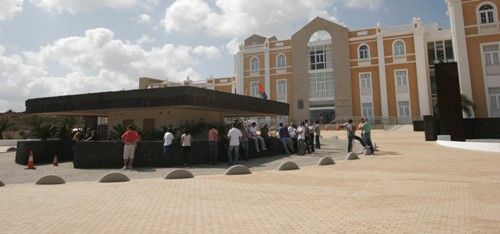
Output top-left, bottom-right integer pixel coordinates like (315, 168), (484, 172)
(296, 122), (306, 155)
(227, 124), (242, 165)
(163, 130), (174, 164)
(249, 122), (267, 152)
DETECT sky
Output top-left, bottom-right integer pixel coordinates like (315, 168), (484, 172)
(0, 0), (449, 112)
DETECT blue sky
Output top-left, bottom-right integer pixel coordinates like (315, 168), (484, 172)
(0, 0), (449, 111)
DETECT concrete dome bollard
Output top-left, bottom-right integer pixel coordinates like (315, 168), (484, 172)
(346, 152), (359, 160)
(318, 157), (335, 166)
(99, 172), (130, 183)
(165, 169), (194, 179)
(0, 180), (4, 187)
(35, 175), (65, 185)
(225, 165), (251, 175)
(277, 161), (300, 171)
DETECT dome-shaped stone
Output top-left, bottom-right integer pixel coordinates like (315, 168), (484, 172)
(318, 157), (335, 166)
(99, 172), (130, 183)
(35, 175), (65, 185)
(225, 165), (251, 175)
(165, 169), (194, 179)
(277, 161), (300, 171)
(346, 152), (359, 160)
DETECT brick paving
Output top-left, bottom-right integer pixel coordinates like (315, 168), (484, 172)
(1, 130), (499, 233)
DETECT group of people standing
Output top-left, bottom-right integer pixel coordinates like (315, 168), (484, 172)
(338, 117), (374, 154)
(283, 120), (321, 155)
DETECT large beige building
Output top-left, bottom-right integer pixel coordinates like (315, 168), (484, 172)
(447, 0), (500, 118)
(231, 0), (499, 123)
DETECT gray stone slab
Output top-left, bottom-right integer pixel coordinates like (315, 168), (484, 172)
(0, 180), (4, 187)
(318, 157), (335, 166)
(225, 165), (251, 175)
(165, 169), (194, 179)
(35, 175), (65, 185)
(346, 152), (359, 160)
(99, 172), (130, 183)
(277, 161), (300, 171)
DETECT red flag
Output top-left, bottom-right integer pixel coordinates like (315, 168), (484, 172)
(258, 83), (267, 99)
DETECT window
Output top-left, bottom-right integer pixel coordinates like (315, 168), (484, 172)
(250, 57), (259, 76)
(489, 87), (500, 117)
(358, 44), (370, 64)
(308, 30), (332, 71)
(359, 73), (372, 95)
(276, 54), (286, 73)
(362, 103), (373, 117)
(398, 101), (410, 117)
(395, 70), (408, 93)
(250, 82), (260, 98)
(484, 44), (500, 75)
(309, 45), (331, 70)
(479, 4), (495, 24)
(428, 40), (454, 64)
(393, 40), (406, 61)
(276, 79), (287, 102)
(309, 72), (334, 100)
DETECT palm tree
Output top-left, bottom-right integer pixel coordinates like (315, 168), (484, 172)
(461, 94), (476, 118)
(0, 116), (15, 139)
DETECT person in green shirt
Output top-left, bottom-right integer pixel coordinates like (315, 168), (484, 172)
(360, 117), (374, 153)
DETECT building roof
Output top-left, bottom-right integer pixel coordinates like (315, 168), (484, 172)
(25, 86), (289, 117)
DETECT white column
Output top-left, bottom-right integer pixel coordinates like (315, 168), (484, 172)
(446, 0), (473, 100)
(377, 26), (389, 117)
(235, 45), (244, 95)
(413, 18), (432, 116)
(264, 42), (271, 98)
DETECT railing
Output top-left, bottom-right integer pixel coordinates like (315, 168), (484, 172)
(396, 85), (409, 93)
(324, 116), (422, 131)
(479, 22), (499, 34)
(249, 70), (260, 77)
(486, 64), (500, 75)
(393, 54), (407, 63)
(358, 58), (371, 66)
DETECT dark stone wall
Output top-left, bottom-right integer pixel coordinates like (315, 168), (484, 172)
(413, 120), (424, 132)
(16, 140), (74, 165)
(73, 138), (286, 169)
(464, 118), (500, 139)
(423, 116), (500, 140)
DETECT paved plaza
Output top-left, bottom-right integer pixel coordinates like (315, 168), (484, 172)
(1, 130), (500, 233)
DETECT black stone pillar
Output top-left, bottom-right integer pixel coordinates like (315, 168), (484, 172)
(435, 63), (465, 141)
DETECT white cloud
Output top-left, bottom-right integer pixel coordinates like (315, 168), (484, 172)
(0, 28), (221, 111)
(0, 0), (23, 21)
(31, 0), (152, 13)
(340, 0), (383, 11)
(163, 0), (338, 39)
(193, 46), (221, 59)
(136, 35), (155, 45)
(137, 14), (151, 24)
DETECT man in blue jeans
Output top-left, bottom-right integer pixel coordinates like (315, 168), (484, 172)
(207, 127), (219, 164)
(227, 124), (242, 165)
(278, 122), (291, 154)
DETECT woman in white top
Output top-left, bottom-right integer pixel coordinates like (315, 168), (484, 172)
(181, 132), (193, 166)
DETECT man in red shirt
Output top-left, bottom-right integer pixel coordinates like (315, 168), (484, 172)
(121, 125), (141, 169)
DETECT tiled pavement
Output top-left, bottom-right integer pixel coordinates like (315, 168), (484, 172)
(1, 131), (500, 233)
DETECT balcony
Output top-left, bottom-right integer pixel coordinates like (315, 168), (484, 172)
(249, 70), (260, 77)
(358, 58), (371, 66)
(486, 64), (500, 76)
(393, 54), (407, 63)
(479, 22), (500, 34)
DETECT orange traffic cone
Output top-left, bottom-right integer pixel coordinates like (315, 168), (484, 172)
(26, 150), (36, 170)
(53, 154), (58, 166)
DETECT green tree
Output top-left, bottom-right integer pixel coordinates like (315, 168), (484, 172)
(23, 115), (58, 140)
(0, 116), (15, 139)
(461, 94), (476, 118)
